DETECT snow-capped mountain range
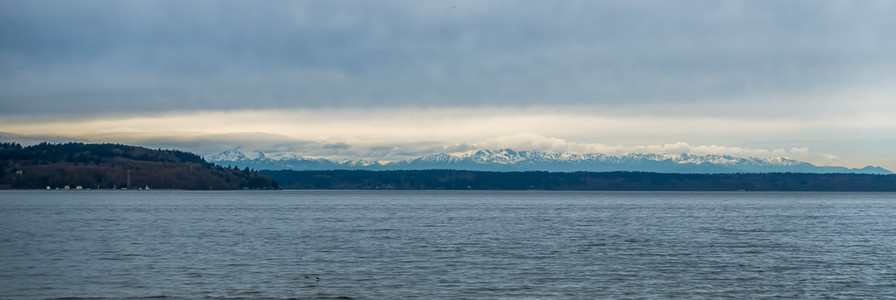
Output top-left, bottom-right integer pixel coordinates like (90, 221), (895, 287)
(206, 148), (892, 174)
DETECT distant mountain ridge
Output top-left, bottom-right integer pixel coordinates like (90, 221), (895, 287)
(207, 148), (892, 174)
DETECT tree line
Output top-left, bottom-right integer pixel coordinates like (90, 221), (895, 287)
(1, 142), (278, 190)
(262, 169), (896, 191)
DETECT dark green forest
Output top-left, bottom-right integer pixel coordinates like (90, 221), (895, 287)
(263, 169), (896, 191)
(1, 142), (278, 190)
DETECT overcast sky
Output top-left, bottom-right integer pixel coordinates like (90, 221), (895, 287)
(1, 0), (894, 170)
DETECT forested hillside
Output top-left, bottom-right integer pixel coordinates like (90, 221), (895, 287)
(1, 142), (278, 190)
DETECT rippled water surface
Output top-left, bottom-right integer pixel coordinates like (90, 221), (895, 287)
(2, 190), (895, 299)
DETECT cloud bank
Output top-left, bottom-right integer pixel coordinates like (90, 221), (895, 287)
(2, 1), (895, 117)
(2, 108), (891, 169)
(2, 1), (894, 170)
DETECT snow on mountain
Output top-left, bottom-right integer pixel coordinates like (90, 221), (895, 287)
(205, 148), (251, 162)
(206, 148), (385, 171)
(388, 150), (813, 173)
(205, 148), (892, 174)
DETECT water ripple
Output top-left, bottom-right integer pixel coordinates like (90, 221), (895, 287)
(1, 191), (895, 299)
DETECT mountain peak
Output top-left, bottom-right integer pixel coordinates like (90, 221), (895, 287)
(206, 148), (893, 174)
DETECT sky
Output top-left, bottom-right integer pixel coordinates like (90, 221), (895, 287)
(1, 0), (894, 170)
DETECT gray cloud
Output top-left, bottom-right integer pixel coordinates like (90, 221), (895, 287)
(2, 0), (895, 118)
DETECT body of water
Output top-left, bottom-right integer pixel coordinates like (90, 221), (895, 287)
(1, 190), (895, 299)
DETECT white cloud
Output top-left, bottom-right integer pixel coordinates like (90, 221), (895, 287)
(4, 107), (891, 169)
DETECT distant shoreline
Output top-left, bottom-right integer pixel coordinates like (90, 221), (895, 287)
(262, 170), (896, 192)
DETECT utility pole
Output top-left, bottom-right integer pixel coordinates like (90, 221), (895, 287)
(127, 170), (130, 189)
